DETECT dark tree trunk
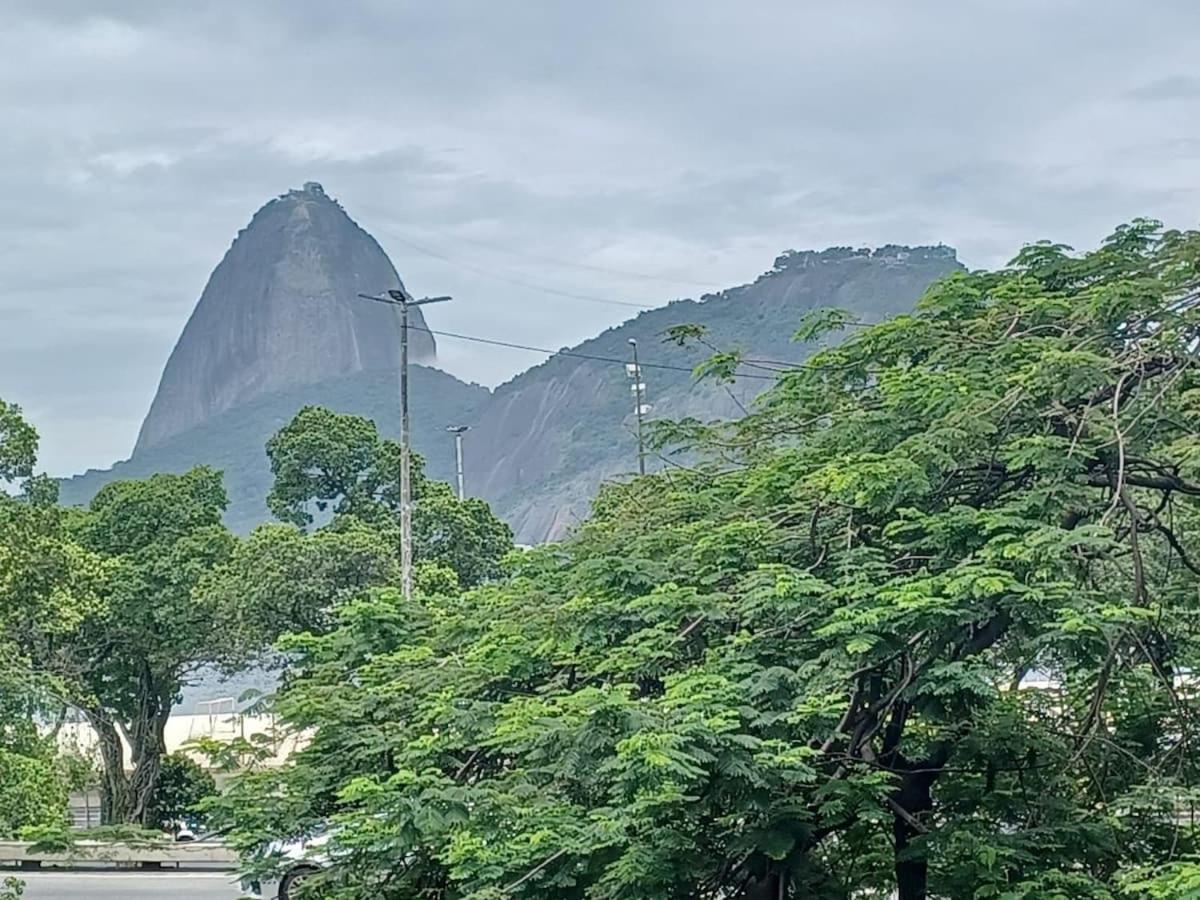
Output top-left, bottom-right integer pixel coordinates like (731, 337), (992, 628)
(880, 615), (1012, 900)
(893, 807), (926, 900)
(743, 868), (789, 900)
(87, 711), (131, 826)
(124, 667), (173, 827)
(88, 668), (175, 827)
(892, 765), (938, 900)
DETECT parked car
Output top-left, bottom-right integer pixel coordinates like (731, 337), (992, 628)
(240, 828), (332, 900)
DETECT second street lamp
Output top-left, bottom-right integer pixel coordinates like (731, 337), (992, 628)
(447, 425), (470, 500)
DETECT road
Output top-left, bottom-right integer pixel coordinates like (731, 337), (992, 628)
(17, 871), (243, 899)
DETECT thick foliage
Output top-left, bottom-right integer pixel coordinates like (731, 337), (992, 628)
(201, 223), (1200, 898)
(0, 452), (103, 652)
(0, 401), (36, 485)
(53, 467), (237, 825)
(146, 753), (217, 832)
(0, 402), (104, 822)
(266, 405), (513, 586)
(201, 521), (397, 662)
(0, 750), (67, 836)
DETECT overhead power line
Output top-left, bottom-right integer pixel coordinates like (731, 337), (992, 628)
(412, 228), (727, 290)
(356, 203), (725, 291)
(369, 225), (662, 311)
(415, 324), (778, 382)
(354, 293), (777, 380)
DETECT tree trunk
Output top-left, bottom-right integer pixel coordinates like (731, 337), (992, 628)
(743, 868), (789, 900)
(893, 769), (935, 900)
(894, 813), (927, 900)
(87, 671), (174, 827)
(126, 726), (166, 826)
(122, 667), (173, 827)
(87, 711), (132, 825)
(881, 614), (1011, 900)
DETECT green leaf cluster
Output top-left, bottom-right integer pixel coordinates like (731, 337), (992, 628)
(209, 223), (1200, 898)
(0, 749), (67, 837)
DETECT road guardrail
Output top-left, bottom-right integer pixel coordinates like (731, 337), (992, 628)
(0, 839), (238, 868)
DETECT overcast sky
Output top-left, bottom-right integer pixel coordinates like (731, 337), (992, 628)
(4, 0), (1200, 476)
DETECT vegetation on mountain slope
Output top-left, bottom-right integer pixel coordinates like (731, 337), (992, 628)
(471, 246), (962, 542)
(60, 365), (489, 534)
(60, 247), (960, 546)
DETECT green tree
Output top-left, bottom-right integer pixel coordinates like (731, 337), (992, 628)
(0, 402), (103, 656)
(54, 467), (236, 825)
(201, 520), (397, 661)
(146, 753), (216, 832)
(266, 405), (512, 586)
(0, 400), (36, 485)
(0, 401), (103, 840)
(0, 408), (285, 831)
(0, 749), (67, 836)
(212, 222), (1200, 899)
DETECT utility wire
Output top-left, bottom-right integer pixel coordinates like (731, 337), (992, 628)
(355, 295), (779, 381)
(357, 205), (725, 291)
(374, 224), (835, 374)
(413, 325), (778, 381)
(410, 229), (725, 290)
(369, 226), (662, 311)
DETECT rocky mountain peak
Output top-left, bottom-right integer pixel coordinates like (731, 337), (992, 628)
(134, 185), (435, 452)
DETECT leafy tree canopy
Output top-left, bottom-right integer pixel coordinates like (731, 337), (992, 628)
(266, 405), (513, 586)
(213, 221), (1200, 899)
(0, 401), (104, 806)
(201, 520), (397, 661)
(0, 750), (67, 837)
(146, 753), (216, 832)
(0, 400), (36, 485)
(51, 467), (237, 826)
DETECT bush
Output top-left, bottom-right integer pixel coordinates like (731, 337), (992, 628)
(19, 823), (168, 854)
(147, 753), (216, 832)
(0, 750), (67, 836)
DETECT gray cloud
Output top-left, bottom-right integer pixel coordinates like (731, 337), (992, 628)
(1127, 75), (1200, 101)
(4, 0), (1200, 474)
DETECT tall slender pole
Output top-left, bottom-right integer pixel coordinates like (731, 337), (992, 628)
(446, 425), (469, 500)
(399, 301), (413, 600)
(358, 289), (451, 601)
(629, 338), (646, 476)
(455, 430), (466, 500)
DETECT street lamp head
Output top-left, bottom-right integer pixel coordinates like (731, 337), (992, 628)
(628, 338), (637, 346)
(447, 425), (470, 434)
(387, 288), (408, 302)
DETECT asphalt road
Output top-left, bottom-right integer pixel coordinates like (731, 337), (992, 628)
(17, 871), (244, 899)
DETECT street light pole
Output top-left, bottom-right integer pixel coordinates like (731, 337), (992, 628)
(358, 289), (451, 600)
(628, 338), (647, 476)
(447, 425), (470, 500)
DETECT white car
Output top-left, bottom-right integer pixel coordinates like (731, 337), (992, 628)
(240, 829), (331, 900)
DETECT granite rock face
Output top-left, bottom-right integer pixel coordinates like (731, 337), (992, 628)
(81, 182), (960, 548)
(469, 245), (963, 542)
(134, 183), (435, 451)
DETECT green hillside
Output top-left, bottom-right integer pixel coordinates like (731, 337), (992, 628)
(60, 365), (489, 532)
(60, 246), (962, 544)
(471, 245), (963, 541)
